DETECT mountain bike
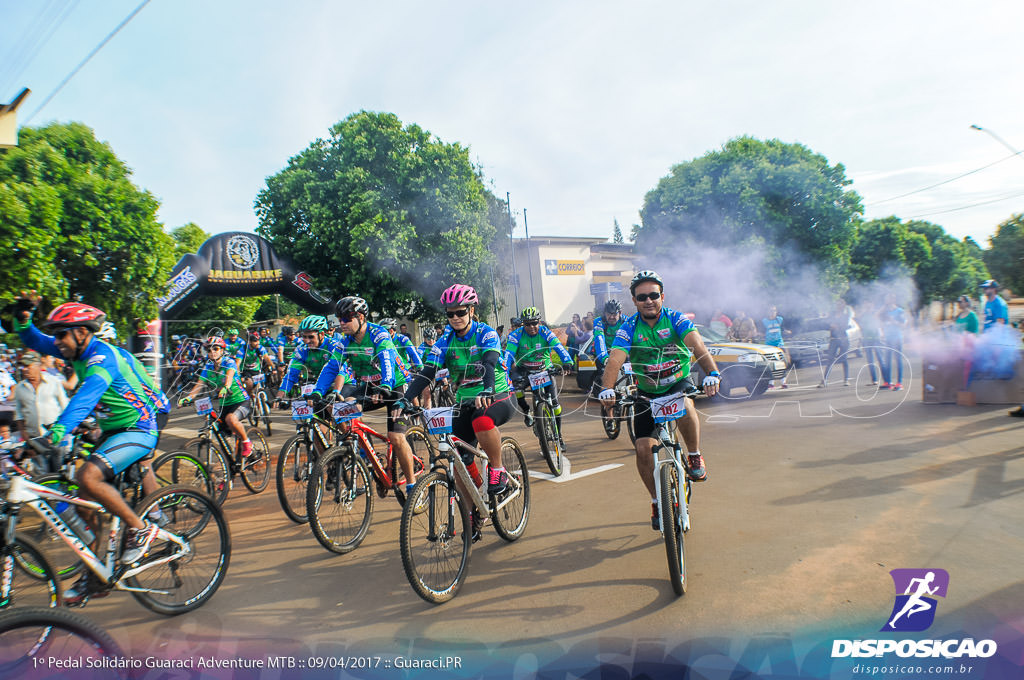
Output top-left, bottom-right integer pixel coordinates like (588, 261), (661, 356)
(275, 387), (333, 524)
(246, 372), (273, 436)
(398, 403), (530, 604)
(602, 363), (637, 443)
(431, 369), (456, 407)
(514, 368), (564, 476)
(180, 397), (271, 504)
(1, 442), (231, 614)
(305, 396), (429, 554)
(0, 606), (127, 678)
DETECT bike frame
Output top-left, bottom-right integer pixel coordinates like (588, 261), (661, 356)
(646, 401), (691, 536)
(429, 432), (523, 519)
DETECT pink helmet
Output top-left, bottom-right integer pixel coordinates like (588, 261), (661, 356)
(440, 284), (478, 306)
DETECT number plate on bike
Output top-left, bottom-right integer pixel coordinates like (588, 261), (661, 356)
(424, 406), (454, 435)
(194, 396), (213, 416)
(301, 383), (315, 396)
(529, 371), (552, 389)
(435, 368), (450, 381)
(651, 393), (687, 423)
(291, 399), (313, 421)
(622, 362), (634, 375)
(332, 401), (360, 424)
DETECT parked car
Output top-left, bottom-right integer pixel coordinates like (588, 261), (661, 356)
(787, 316), (862, 368)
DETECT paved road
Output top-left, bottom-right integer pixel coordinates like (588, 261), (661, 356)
(33, 363), (1024, 675)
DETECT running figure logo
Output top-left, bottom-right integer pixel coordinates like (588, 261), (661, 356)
(882, 568), (949, 632)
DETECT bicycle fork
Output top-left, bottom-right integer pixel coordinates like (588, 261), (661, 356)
(652, 443), (690, 535)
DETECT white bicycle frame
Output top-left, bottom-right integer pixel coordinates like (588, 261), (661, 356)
(5, 475), (190, 593)
(649, 400), (691, 535)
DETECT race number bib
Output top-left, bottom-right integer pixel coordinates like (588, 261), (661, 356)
(291, 400), (313, 421)
(622, 362), (634, 375)
(253, 373), (265, 385)
(332, 401), (361, 424)
(424, 406), (454, 435)
(529, 371), (552, 389)
(651, 393), (687, 424)
(435, 368), (450, 382)
(301, 383), (315, 396)
(194, 397), (213, 416)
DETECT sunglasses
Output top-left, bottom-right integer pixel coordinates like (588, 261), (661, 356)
(301, 333), (317, 340)
(53, 329), (74, 340)
(446, 309), (469, 318)
(634, 292), (662, 302)
(523, 321), (539, 327)
(209, 346), (223, 352)
(338, 315), (354, 323)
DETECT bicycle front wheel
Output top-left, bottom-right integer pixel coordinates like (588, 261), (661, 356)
(659, 463), (686, 596)
(0, 606), (126, 678)
(259, 393), (273, 436)
(240, 428), (271, 493)
(276, 434), (314, 523)
(399, 470), (471, 604)
(602, 406), (621, 440)
(625, 403), (637, 445)
(492, 437), (530, 542)
(182, 438), (230, 505)
(17, 474), (84, 580)
(151, 451), (214, 498)
(2, 535), (62, 609)
(127, 485), (231, 615)
(306, 446), (373, 554)
(536, 401), (564, 476)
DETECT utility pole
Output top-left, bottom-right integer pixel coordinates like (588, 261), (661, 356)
(507, 192), (520, 313)
(524, 208), (536, 306)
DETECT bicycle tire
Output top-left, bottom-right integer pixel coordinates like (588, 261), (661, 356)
(240, 428), (271, 493)
(659, 463), (686, 596)
(16, 474), (85, 580)
(625, 402), (637, 445)
(0, 606), (126, 677)
(151, 450), (214, 499)
(306, 445), (373, 554)
(399, 470), (471, 604)
(182, 437), (230, 505)
(491, 437), (531, 542)
(2, 535), (62, 609)
(602, 407), (621, 440)
(391, 426), (429, 506)
(275, 434), (314, 524)
(126, 485), (231, 615)
(259, 393), (273, 436)
(536, 401), (563, 476)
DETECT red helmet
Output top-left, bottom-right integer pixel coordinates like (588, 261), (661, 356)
(207, 337), (227, 350)
(43, 303), (107, 332)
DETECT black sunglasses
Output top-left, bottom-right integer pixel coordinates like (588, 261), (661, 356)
(523, 321), (539, 327)
(634, 292), (662, 302)
(446, 309), (469, 318)
(338, 315), (354, 323)
(209, 346), (223, 352)
(53, 329), (74, 340)
(301, 333), (317, 340)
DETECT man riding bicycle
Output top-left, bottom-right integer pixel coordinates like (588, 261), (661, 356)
(598, 270), (721, 530)
(178, 336), (254, 458)
(13, 300), (172, 602)
(503, 307), (572, 443)
(275, 326), (300, 381)
(592, 299), (625, 392)
(310, 297), (418, 494)
(382, 318), (423, 373)
(235, 328), (276, 396)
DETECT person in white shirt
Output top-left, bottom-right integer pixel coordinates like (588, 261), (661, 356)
(13, 350), (69, 440)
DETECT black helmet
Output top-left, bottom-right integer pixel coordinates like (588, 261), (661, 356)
(980, 279), (999, 289)
(335, 296), (369, 318)
(604, 299), (622, 314)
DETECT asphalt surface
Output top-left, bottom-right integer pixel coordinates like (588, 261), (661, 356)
(18, 361), (1024, 675)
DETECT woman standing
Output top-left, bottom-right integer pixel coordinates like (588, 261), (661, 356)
(953, 296), (979, 334)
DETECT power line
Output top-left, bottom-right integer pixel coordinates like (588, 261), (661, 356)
(864, 150), (1024, 207)
(24, 0), (151, 125)
(904, 188), (1024, 219)
(0, 0), (80, 98)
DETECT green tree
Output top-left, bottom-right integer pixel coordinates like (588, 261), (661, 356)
(984, 214), (1024, 296)
(637, 136), (863, 291)
(612, 219), (624, 243)
(254, 111), (497, 318)
(0, 122), (175, 335)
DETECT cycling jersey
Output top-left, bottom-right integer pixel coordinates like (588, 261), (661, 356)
(504, 325), (572, 372)
(392, 333), (423, 370)
(762, 315), (784, 347)
(226, 338), (245, 356)
(197, 356), (249, 406)
(426, 321), (510, 400)
(611, 308), (695, 395)
(236, 343), (272, 373)
(281, 336), (349, 393)
(277, 335), (302, 363)
(315, 322), (408, 393)
(17, 322), (168, 433)
(592, 317), (624, 363)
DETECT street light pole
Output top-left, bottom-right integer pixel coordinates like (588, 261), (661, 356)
(970, 124), (1024, 159)
(507, 192), (520, 313)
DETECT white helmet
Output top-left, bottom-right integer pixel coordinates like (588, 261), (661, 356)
(96, 322), (118, 341)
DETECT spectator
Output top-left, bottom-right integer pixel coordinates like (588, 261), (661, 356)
(953, 295), (980, 334)
(566, 313), (586, 359)
(858, 300), (883, 386)
(879, 297), (907, 390)
(981, 280), (1008, 331)
(729, 310), (757, 343)
(818, 299), (852, 388)
(40, 354), (78, 392)
(0, 421), (14, 445)
(13, 350), (69, 441)
(399, 323), (410, 340)
(708, 309), (732, 337)
(761, 305), (790, 388)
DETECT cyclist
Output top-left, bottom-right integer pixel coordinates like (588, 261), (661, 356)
(235, 328), (276, 397)
(415, 327), (440, 409)
(225, 328), (244, 356)
(276, 325), (301, 381)
(591, 299), (625, 397)
(404, 284), (514, 508)
(503, 307), (572, 443)
(311, 297), (418, 493)
(382, 318), (423, 373)
(276, 315), (346, 400)
(178, 336), (253, 457)
(598, 270), (721, 530)
(13, 300), (172, 601)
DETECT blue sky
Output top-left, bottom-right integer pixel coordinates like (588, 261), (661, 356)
(3, 0), (1023, 247)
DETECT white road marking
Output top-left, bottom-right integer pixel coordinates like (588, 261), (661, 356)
(528, 455), (623, 483)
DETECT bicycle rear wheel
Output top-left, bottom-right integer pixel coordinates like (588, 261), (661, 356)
(399, 470), (471, 604)
(151, 451), (214, 498)
(535, 401), (564, 476)
(258, 392), (273, 436)
(659, 463), (686, 596)
(276, 434), (314, 523)
(391, 426), (429, 506)
(2, 535), (62, 609)
(127, 485), (231, 615)
(0, 606), (126, 678)
(306, 445), (373, 554)
(491, 438), (530, 541)
(240, 428), (271, 493)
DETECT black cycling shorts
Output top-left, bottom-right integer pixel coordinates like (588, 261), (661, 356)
(631, 377), (696, 442)
(340, 383), (410, 435)
(451, 392), (513, 459)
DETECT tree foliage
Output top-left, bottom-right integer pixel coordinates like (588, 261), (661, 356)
(0, 122), (176, 334)
(254, 111), (498, 318)
(637, 136), (863, 291)
(984, 214), (1024, 296)
(612, 218), (624, 243)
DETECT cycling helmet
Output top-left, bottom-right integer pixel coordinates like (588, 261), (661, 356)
(980, 279), (999, 289)
(282, 326), (295, 333)
(439, 284), (478, 307)
(422, 327), (437, 342)
(603, 299), (622, 314)
(43, 302), (106, 332)
(335, 296), (369, 318)
(96, 322), (118, 341)
(227, 328), (238, 335)
(630, 270), (664, 294)
(207, 337), (227, 350)
(298, 315), (329, 332)
(380, 318), (397, 330)
(520, 306), (541, 322)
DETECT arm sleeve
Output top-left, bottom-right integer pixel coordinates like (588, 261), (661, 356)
(279, 347), (306, 393)
(544, 328), (573, 363)
(480, 348), (498, 392)
(403, 338), (423, 369)
(16, 322), (62, 359)
(593, 320), (609, 362)
(313, 352), (341, 395)
(404, 364), (437, 401)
